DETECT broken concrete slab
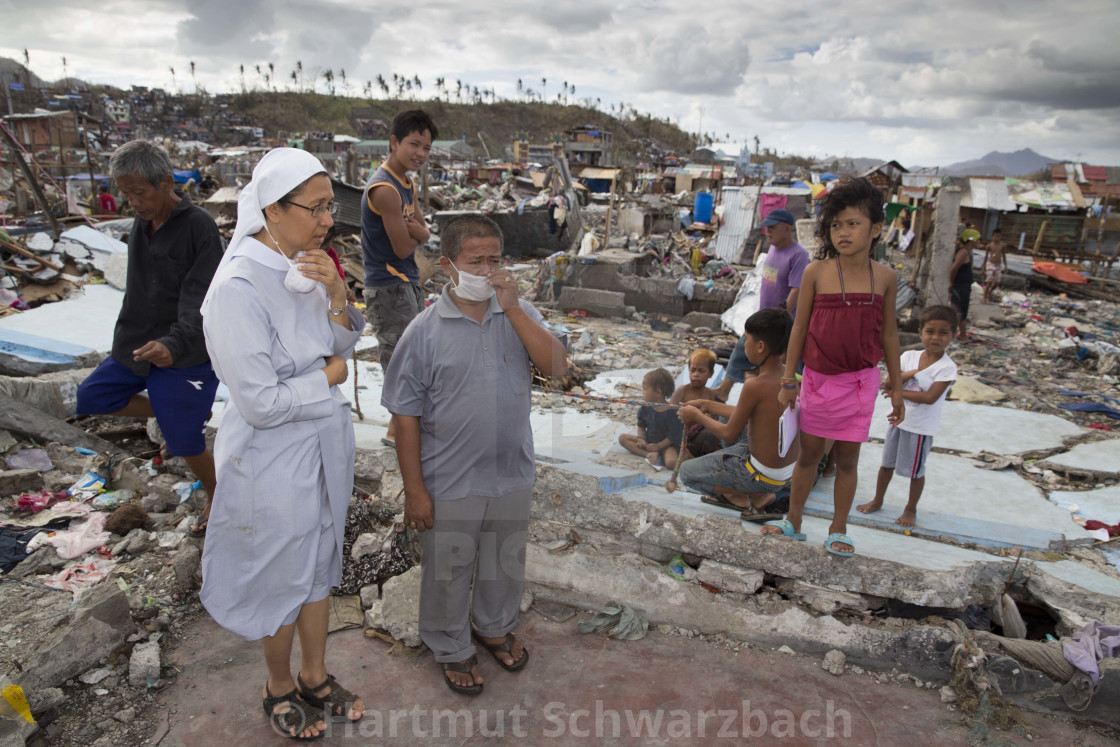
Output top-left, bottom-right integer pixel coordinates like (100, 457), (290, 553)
(1041, 437), (1120, 476)
(694, 559), (763, 595)
(807, 444), (1095, 551)
(128, 640), (161, 687)
(0, 469), (43, 495)
(0, 392), (119, 455)
(0, 284), (122, 354)
(531, 463), (1014, 609)
(869, 397), (1084, 454)
(0, 367), (92, 420)
(101, 251), (128, 291)
(558, 286), (629, 319)
(1049, 485), (1120, 525)
(18, 582), (136, 691)
(525, 544), (956, 681)
(376, 565), (421, 648)
(0, 328), (92, 376)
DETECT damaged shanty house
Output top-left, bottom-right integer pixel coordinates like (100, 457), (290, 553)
(1, 101), (1120, 745)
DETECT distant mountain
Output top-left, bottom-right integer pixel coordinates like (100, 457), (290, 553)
(942, 148), (1059, 177)
(815, 156), (885, 174)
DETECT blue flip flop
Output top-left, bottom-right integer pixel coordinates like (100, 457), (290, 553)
(763, 519), (806, 541)
(824, 533), (855, 557)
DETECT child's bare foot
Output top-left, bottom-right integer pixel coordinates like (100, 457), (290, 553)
(646, 452), (663, 470)
(895, 508), (917, 527)
(856, 499), (883, 514)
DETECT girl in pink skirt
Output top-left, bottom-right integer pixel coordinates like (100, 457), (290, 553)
(761, 177), (904, 557)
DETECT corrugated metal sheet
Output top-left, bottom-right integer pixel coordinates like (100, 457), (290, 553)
(330, 178), (364, 230)
(960, 178), (1015, 211)
(712, 186), (758, 263)
(1083, 165), (1107, 182)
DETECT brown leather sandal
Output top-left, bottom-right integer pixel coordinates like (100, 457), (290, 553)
(262, 683), (323, 741)
(297, 673), (362, 723)
(442, 654), (483, 695)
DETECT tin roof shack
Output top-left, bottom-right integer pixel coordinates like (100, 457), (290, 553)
(956, 176), (1017, 239)
(858, 160), (909, 194)
(564, 125), (613, 167)
(431, 139), (475, 161)
(1049, 163), (1120, 201)
(2, 109), (102, 152)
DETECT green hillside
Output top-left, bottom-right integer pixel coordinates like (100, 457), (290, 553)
(226, 92), (696, 162)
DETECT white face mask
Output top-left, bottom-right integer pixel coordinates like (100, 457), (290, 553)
(266, 224), (318, 294)
(283, 256), (318, 294)
(449, 260), (495, 302)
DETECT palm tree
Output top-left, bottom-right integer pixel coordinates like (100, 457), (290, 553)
(323, 68), (334, 95)
(516, 78), (523, 101)
(339, 68), (349, 96)
(376, 74), (388, 97)
(255, 64), (262, 91)
(296, 60), (303, 91)
(190, 61), (197, 93)
(541, 77), (546, 101)
(289, 69), (297, 91)
(167, 64), (175, 93)
(268, 62), (275, 90)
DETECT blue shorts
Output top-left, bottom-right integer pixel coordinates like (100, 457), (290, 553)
(76, 357), (219, 457)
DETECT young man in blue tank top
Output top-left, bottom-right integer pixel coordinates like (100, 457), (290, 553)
(361, 109), (437, 445)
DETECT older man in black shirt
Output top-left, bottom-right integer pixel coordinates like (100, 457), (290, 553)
(77, 140), (223, 534)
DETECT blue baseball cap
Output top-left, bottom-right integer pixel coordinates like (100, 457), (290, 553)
(761, 208), (795, 227)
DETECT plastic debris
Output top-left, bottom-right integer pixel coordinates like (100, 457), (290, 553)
(5, 448), (53, 472)
(577, 601), (649, 640)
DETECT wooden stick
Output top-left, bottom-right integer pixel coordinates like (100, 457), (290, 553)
(351, 348), (364, 420)
(0, 237), (64, 271)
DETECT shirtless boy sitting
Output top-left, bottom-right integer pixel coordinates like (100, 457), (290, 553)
(676, 308), (797, 522)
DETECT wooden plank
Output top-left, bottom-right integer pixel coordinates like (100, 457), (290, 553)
(0, 237), (64, 271)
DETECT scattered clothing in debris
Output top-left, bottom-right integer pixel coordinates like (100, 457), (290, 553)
(1063, 622), (1120, 686)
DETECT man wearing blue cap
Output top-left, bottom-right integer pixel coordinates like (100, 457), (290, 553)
(716, 208), (809, 399)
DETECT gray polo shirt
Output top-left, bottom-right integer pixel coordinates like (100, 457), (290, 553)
(381, 286), (543, 501)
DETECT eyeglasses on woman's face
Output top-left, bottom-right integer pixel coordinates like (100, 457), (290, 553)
(281, 199), (338, 218)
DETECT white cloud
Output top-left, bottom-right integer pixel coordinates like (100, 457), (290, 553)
(1, 0), (1118, 165)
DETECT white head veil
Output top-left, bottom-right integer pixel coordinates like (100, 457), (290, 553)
(201, 147), (326, 314)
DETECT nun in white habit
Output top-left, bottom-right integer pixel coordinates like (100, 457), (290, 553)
(200, 147), (365, 738)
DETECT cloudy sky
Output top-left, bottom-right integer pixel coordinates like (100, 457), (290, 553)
(2, 0), (1118, 167)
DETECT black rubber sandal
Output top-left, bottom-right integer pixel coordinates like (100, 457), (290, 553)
(262, 684), (324, 741)
(442, 655), (483, 695)
(297, 673), (362, 723)
(472, 631), (530, 672)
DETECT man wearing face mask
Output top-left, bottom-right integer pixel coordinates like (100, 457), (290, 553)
(381, 214), (568, 695)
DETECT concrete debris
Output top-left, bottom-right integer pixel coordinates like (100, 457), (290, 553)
(127, 641), (160, 687)
(822, 649), (846, 675)
(940, 685), (959, 703)
(374, 565), (423, 648)
(18, 582), (135, 691)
